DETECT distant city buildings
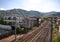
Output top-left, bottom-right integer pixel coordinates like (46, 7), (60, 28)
(3, 14), (41, 29)
(0, 14), (42, 40)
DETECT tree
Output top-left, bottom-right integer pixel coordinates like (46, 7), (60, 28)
(16, 27), (26, 34)
(7, 22), (12, 25)
(0, 19), (4, 24)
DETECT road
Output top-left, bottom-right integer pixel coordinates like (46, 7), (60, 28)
(16, 20), (51, 42)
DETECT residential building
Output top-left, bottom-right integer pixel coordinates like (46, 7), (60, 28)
(3, 14), (24, 27)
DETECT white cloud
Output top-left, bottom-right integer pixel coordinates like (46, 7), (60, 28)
(0, 8), (5, 10)
(21, 0), (60, 12)
(22, 0), (42, 10)
(27, 0), (42, 4)
(0, 0), (59, 12)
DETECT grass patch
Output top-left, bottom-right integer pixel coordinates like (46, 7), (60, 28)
(52, 28), (59, 42)
(52, 23), (59, 42)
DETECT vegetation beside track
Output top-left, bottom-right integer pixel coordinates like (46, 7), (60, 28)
(52, 22), (59, 42)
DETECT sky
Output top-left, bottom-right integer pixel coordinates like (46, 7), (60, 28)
(0, 0), (60, 12)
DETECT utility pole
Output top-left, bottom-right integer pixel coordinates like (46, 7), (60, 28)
(50, 18), (53, 42)
(14, 17), (17, 42)
(12, 17), (17, 42)
(13, 25), (16, 42)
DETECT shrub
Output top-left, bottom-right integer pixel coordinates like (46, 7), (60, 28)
(16, 27), (27, 34)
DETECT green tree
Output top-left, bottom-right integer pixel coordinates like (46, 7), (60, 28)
(7, 22), (12, 25)
(16, 27), (27, 34)
(0, 19), (4, 24)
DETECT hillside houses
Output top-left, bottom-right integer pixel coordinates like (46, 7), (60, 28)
(0, 14), (42, 39)
(3, 14), (41, 29)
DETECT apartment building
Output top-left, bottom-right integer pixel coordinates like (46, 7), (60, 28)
(3, 14), (24, 26)
(22, 17), (40, 28)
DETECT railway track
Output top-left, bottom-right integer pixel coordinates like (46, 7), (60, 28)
(16, 20), (51, 42)
(29, 21), (50, 42)
(35, 28), (49, 42)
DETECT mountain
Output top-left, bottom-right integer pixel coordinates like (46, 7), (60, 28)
(28, 10), (43, 17)
(50, 12), (60, 16)
(0, 9), (60, 17)
(0, 9), (43, 18)
(46, 11), (60, 16)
